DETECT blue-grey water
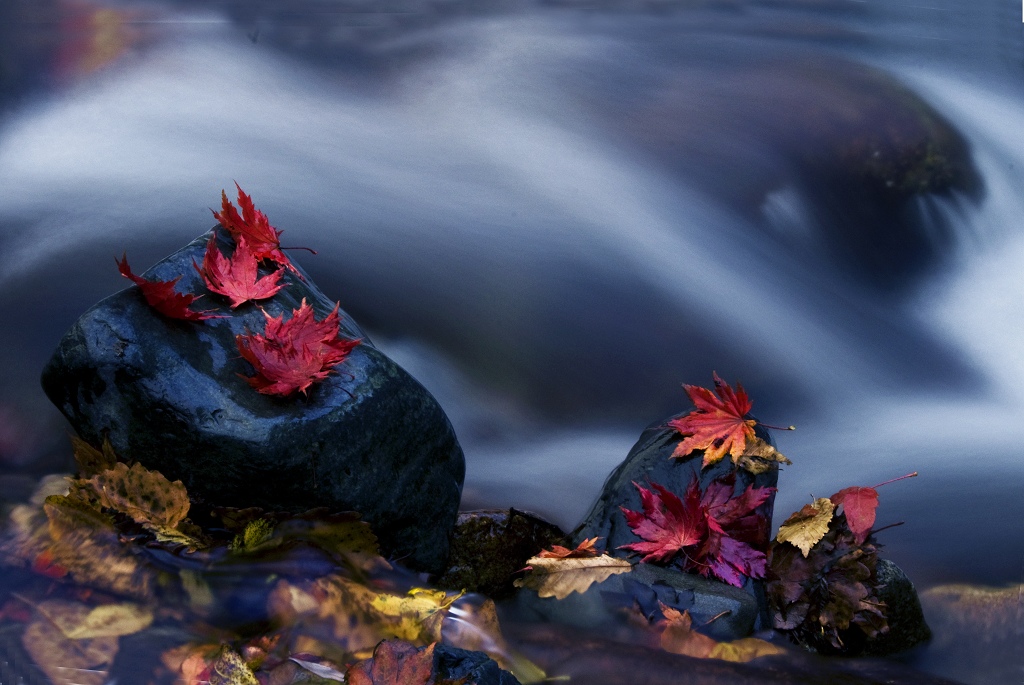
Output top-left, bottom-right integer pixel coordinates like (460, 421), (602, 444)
(0, 0), (1022, 680)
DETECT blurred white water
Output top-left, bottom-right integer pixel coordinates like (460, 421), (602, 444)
(0, 2), (1022, 592)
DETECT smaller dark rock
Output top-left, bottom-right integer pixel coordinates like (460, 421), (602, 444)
(862, 559), (931, 656)
(516, 563), (760, 642)
(434, 645), (522, 685)
(434, 509), (566, 599)
(571, 418), (778, 629)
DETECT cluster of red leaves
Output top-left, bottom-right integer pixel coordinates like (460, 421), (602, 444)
(767, 512), (887, 652)
(619, 474), (775, 587)
(236, 299), (361, 397)
(212, 182), (300, 273)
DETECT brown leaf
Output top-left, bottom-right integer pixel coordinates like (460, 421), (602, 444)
(537, 536), (601, 559)
(87, 462), (190, 530)
(513, 554), (631, 600)
(70, 436), (117, 477)
(657, 606), (717, 658)
(775, 498), (834, 557)
(736, 437), (792, 475)
(346, 640), (436, 685)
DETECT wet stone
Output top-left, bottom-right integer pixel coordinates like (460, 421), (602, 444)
(40, 229), (464, 573)
(515, 562), (760, 642)
(862, 559), (931, 656)
(434, 645), (522, 685)
(571, 418), (779, 631)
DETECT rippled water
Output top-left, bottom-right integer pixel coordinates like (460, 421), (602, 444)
(1, 0), (1023, 681)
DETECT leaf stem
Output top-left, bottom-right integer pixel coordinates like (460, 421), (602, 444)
(870, 521), (905, 535)
(870, 472), (918, 489)
(280, 246), (318, 255)
(757, 422), (796, 431)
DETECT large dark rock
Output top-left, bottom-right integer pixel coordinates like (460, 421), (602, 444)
(434, 645), (522, 685)
(571, 418), (779, 630)
(40, 229), (464, 573)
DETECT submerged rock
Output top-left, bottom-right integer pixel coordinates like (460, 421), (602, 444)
(515, 562), (760, 642)
(435, 508), (567, 599)
(571, 418), (779, 630)
(40, 229), (464, 573)
(434, 645), (522, 685)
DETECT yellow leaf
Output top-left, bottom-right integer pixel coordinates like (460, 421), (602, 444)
(708, 637), (786, 662)
(42, 601), (154, 639)
(513, 554), (631, 600)
(776, 497), (835, 557)
(210, 647), (259, 685)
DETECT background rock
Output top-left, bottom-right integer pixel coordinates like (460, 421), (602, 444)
(41, 229), (464, 573)
(862, 559), (931, 656)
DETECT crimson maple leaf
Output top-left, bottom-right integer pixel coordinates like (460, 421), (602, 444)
(236, 298), (360, 397)
(620, 476), (775, 587)
(668, 373), (756, 467)
(829, 473), (916, 545)
(194, 235), (287, 308)
(213, 183), (298, 273)
(117, 254), (221, 321)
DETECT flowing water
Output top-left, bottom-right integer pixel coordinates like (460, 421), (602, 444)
(0, 0), (1022, 682)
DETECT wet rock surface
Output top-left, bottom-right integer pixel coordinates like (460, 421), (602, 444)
(571, 418), (778, 628)
(515, 562), (760, 642)
(434, 645), (522, 685)
(435, 508), (567, 599)
(40, 229), (464, 573)
(862, 559), (931, 656)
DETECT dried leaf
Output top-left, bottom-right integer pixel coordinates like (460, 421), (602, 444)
(708, 637), (785, 662)
(776, 498), (835, 557)
(44, 495), (155, 598)
(513, 554), (631, 600)
(657, 606), (717, 658)
(22, 602), (119, 685)
(87, 462), (190, 530)
(210, 647), (259, 685)
(70, 436), (117, 477)
(736, 437), (792, 475)
(346, 640), (436, 685)
(36, 600), (154, 639)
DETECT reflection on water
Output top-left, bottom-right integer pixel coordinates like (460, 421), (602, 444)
(1, 0), (1023, 682)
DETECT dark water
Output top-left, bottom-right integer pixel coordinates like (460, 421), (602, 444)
(0, 0), (1022, 681)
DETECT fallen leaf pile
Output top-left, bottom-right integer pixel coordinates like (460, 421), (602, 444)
(619, 474), (775, 587)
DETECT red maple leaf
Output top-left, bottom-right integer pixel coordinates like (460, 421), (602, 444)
(236, 298), (360, 397)
(620, 476), (775, 587)
(212, 183), (298, 273)
(668, 372), (756, 467)
(117, 254), (221, 321)
(346, 640), (435, 685)
(194, 235), (287, 308)
(829, 473), (916, 545)
(537, 536), (602, 559)
(829, 487), (878, 545)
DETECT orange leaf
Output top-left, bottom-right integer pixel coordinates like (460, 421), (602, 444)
(346, 640), (435, 685)
(537, 537), (601, 559)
